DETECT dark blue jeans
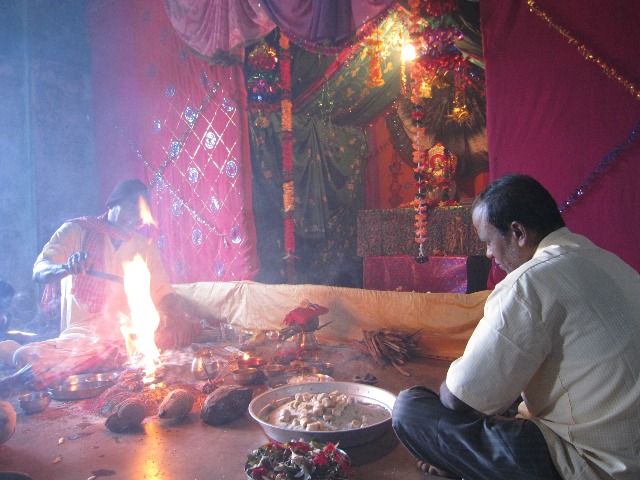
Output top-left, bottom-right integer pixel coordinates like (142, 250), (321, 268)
(392, 386), (563, 480)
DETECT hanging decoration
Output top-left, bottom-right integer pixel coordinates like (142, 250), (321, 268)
(406, 0), (482, 262)
(246, 39), (280, 107)
(559, 118), (640, 213)
(527, 0), (640, 102)
(365, 27), (385, 88)
(407, 0), (483, 124)
(246, 38), (281, 130)
(279, 32), (296, 282)
(525, 1), (640, 212)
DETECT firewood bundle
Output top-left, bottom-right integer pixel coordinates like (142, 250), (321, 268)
(352, 329), (422, 376)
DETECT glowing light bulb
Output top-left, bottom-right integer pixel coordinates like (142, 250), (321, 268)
(401, 43), (416, 62)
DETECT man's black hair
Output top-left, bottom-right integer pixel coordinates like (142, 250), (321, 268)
(473, 174), (565, 237)
(105, 179), (150, 209)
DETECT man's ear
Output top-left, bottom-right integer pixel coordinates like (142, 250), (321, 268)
(510, 221), (528, 246)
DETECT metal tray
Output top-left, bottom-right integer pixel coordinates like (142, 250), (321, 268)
(248, 381), (396, 448)
(287, 373), (334, 385)
(266, 373), (334, 390)
(48, 372), (119, 401)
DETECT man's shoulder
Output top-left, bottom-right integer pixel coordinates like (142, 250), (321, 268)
(54, 220), (86, 236)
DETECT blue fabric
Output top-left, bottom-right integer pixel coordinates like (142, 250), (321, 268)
(392, 387), (562, 480)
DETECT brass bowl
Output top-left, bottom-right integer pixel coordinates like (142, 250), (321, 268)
(232, 367), (260, 386)
(305, 362), (334, 375)
(237, 357), (266, 368)
(260, 364), (284, 378)
(19, 391), (52, 414)
(191, 350), (225, 380)
(47, 375), (114, 401)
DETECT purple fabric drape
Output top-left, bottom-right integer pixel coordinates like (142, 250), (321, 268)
(162, 0), (275, 63)
(481, 0), (640, 271)
(163, 0), (396, 63)
(261, 0), (353, 44)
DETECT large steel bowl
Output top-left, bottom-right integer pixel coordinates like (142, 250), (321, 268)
(47, 372), (119, 401)
(248, 381), (396, 448)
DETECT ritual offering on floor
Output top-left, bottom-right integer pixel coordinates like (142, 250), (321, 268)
(249, 381), (396, 448)
(245, 439), (351, 480)
(158, 388), (195, 421)
(201, 385), (254, 426)
(266, 389), (390, 433)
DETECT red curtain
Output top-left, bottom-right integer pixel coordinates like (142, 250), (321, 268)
(88, 0), (258, 283)
(481, 0), (640, 271)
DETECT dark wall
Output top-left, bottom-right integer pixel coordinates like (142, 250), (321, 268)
(0, 0), (97, 298)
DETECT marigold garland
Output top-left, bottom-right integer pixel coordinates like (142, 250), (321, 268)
(279, 32), (296, 280)
(408, 0), (466, 262)
(365, 28), (385, 88)
(283, 181), (295, 212)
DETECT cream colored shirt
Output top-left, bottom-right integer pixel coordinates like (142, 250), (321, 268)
(36, 221), (174, 341)
(447, 228), (640, 479)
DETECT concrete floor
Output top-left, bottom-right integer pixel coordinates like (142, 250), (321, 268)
(0, 344), (450, 480)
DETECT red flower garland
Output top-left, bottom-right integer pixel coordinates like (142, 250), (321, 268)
(407, 0), (466, 261)
(280, 33), (296, 282)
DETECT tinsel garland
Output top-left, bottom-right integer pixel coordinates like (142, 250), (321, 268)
(525, 1), (640, 212)
(527, 0), (640, 102)
(559, 118), (640, 213)
(280, 32), (296, 281)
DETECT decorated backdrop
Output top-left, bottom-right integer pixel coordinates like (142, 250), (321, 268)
(88, 0), (259, 283)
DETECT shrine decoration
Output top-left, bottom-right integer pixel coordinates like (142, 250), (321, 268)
(406, 0), (475, 263)
(278, 300), (332, 352)
(413, 142), (457, 262)
(407, 0), (483, 124)
(365, 27), (385, 88)
(246, 39), (280, 116)
(279, 32), (296, 282)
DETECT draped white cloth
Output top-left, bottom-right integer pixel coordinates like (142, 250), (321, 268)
(175, 281), (490, 359)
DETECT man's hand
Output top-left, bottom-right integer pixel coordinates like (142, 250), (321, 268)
(515, 400), (534, 419)
(64, 252), (91, 275)
(155, 293), (202, 350)
(155, 314), (202, 350)
(33, 251), (91, 284)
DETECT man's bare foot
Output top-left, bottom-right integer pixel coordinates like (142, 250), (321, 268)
(417, 460), (460, 478)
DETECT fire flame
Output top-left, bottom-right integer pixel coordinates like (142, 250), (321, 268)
(120, 254), (161, 380)
(139, 196), (157, 227)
